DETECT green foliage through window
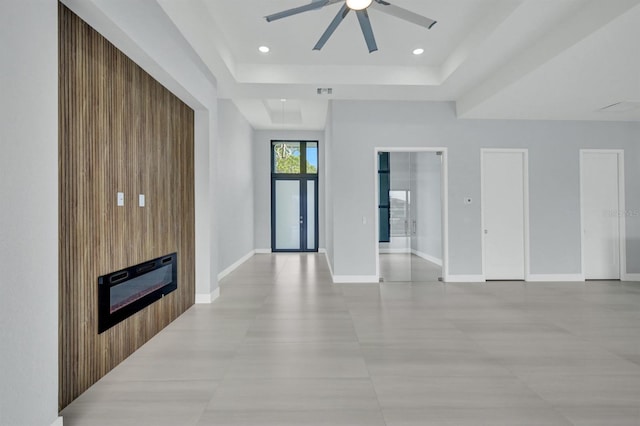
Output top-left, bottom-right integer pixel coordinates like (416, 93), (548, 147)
(273, 142), (317, 174)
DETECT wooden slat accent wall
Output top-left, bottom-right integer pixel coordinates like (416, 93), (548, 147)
(58, 4), (195, 409)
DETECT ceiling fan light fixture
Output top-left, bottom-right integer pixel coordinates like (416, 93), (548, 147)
(265, 0), (437, 52)
(346, 0), (373, 11)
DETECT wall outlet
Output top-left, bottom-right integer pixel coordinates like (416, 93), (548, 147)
(117, 192), (124, 207)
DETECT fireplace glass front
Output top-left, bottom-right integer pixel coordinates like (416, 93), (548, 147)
(98, 253), (177, 333)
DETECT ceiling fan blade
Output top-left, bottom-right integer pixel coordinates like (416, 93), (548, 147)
(265, 0), (332, 22)
(314, 3), (350, 51)
(371, 0), (437, 29)
(356, 10), (378, 53)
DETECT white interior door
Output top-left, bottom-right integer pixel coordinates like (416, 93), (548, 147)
(482, 151), (527, 280)
(581, 151), (621, 280)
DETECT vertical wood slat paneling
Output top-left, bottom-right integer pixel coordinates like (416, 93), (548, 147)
(58, 4), (195, 410)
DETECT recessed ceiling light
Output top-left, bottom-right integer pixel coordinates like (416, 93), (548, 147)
(280, 98), (287, 102)
(258, 46), (270, 53)
(413, 48), (424, 56)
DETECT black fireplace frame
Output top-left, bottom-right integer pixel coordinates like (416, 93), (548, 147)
(98, 253), (177, 334)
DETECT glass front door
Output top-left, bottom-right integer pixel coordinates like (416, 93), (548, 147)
(274, 180), (301, 250)
(271, 141), (319, 252)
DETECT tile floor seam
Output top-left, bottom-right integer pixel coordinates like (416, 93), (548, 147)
(344, 287), (389, 426)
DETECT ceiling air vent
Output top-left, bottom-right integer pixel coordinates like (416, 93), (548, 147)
(317, 88), (333, 95)
(599, 101), (640, 113)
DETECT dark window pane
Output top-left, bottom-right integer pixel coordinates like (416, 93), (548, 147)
(378, 152), (391, 243)
(379, 207), (390, 243)
(379, 173), (390, 205)
(378, 152), (390, 171)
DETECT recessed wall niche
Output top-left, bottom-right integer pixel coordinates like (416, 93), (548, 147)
(58, 3), (195, 409)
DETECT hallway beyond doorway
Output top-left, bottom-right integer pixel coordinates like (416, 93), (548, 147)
(379, 253), (441, 282)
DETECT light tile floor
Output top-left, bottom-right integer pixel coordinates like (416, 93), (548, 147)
(61, 253), (640, 425)
(379, 253), (443, 283)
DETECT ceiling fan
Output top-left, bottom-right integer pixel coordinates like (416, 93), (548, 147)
(265, 0), (437, 53)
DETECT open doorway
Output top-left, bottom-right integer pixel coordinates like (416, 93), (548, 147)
(375, 148), (448, 282)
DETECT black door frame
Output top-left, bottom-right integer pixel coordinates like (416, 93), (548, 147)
(270, 140), (319, 253)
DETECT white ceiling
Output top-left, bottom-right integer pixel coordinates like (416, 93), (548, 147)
(158, 0), (640, 128)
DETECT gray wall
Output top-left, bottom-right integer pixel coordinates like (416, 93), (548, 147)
(253, 130), (326, 251)
(218, 100), (255, 272)
(325, 106), (335, 266)
(0, 1), (59, 425)
(411, 152), (443, 262)
(328, 100), (640, 278)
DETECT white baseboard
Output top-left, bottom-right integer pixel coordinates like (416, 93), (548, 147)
(411, 249), (443, 266)
(323, 250), (335, 279)
(217, 250), (255, 281)
(51, 417), (63, 426)
(443, 274), (485, 283)
(526, 274), (585, 282)
(379, 248), (411, 254)
(211, 287), (220, 302)
(622, 273), (640, 282)
(332, 275), (379, 284)
(195, 287), (220, 304)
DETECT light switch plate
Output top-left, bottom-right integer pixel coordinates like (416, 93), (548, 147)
(139, 194), (145, 207)
(117, 192), (124, 207)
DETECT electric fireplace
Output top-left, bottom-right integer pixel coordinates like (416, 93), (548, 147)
(98, 253), (177, 333)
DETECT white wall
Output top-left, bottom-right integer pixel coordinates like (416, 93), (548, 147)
(325, 105), (335, 268)
(0, 1), (59, 425)
(194, 108), (219, 301)
(218, 100), (255, 272)
(328, 100), (640, 279)
(253, 130), (325, 251)
(411, 152), (442, 264)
